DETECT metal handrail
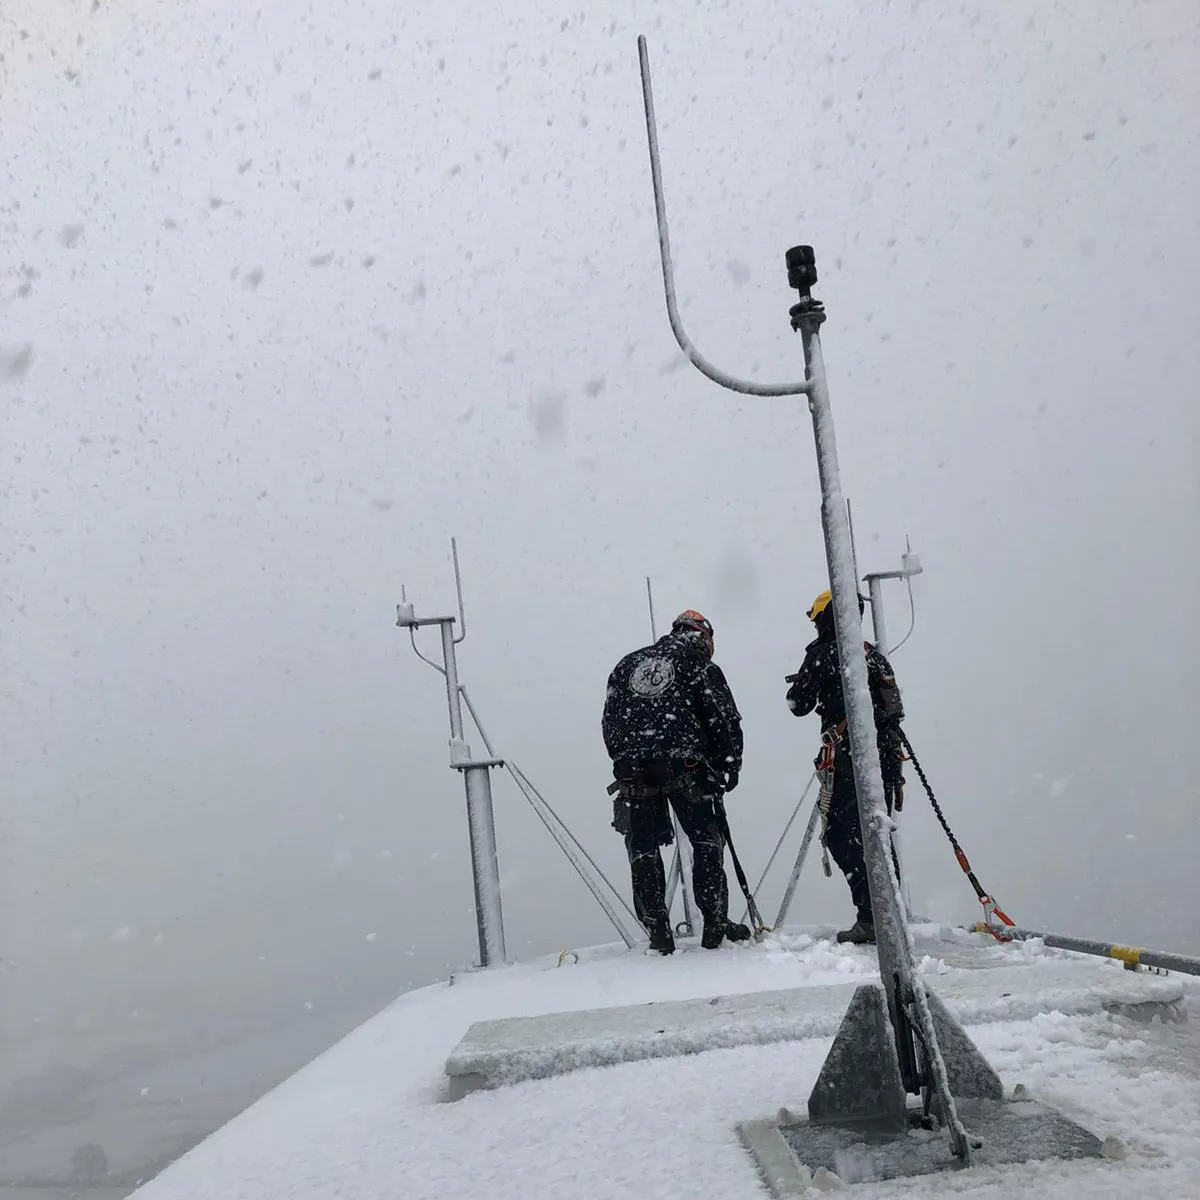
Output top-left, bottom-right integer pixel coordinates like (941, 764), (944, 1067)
(988, 926), (1200, 977)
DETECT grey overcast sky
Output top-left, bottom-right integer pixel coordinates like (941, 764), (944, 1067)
(2, 0), (1197, 1068)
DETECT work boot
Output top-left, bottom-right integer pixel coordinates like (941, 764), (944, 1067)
(835, 919), (876, 945)
(647, 921), (676, 955)
(702, 919), (751, 949)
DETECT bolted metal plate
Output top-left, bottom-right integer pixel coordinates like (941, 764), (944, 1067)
(741, 1098), (1104, 1192)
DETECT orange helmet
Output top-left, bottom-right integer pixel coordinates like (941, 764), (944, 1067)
(671, 609), (714, 659)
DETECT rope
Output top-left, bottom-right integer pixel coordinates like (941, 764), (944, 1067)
(751, 771), (816, 898)
(506, 762), (641, 939)
(898, 729), (1014, 933)
(714, 800), (771, 937)
(740, 770), (816, 928)
(457, 684), (640, 943)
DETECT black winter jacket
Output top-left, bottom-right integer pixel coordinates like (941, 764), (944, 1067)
(785, 627), (904, 736)
(602, 632), (743, 779)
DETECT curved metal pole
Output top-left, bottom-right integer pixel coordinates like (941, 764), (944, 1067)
(638, 35), (812, 399)
(408, 626), (446, 675)
(636, 33), (976, 1163)
(451, 536), (468, 645)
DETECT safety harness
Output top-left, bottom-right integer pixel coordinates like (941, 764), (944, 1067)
(812, 714), (905, 857)
(606, 758), (710, 800)
(606, 759), (711, 841)
(814, 724), (842, 877)
(809, 643), (908, 860)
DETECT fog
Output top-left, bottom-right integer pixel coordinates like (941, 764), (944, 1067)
(2, 0), (1197, 1189)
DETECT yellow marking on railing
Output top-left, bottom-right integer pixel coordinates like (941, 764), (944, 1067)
(1109, 945), (1141, 967)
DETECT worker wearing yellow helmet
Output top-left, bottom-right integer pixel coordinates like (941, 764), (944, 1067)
(785, 587), (906, 945)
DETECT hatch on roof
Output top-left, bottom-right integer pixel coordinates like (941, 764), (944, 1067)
(444, 936), (1183, 1099)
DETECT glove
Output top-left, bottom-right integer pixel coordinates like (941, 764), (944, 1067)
(723, 769), (740, 793)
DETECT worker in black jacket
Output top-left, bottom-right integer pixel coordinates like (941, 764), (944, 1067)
(603, 610), (751, 954)
(786, 589), (906, 945)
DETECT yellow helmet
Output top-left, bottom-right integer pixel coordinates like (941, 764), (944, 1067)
(807, 588), (866, 622)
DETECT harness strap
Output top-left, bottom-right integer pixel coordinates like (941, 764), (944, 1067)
(608, 759), (709, 802)
(814, 726), (841, 878)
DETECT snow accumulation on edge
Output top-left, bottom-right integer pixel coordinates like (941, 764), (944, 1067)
(129, 927), (1200, 1200)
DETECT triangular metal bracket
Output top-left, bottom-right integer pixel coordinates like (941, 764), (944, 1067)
(924, 988), (1004, 1118)
(808, 983), (1004, 1131)
(808, 983), (907, 1131)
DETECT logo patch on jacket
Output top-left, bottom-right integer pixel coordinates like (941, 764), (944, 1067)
(629, 657), (675, 697)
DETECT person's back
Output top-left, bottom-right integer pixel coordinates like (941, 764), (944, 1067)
(602, 610), (747, 953)
(602, 628), (741, 783)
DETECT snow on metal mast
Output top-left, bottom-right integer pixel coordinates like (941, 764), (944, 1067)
(864, 539), (923, 659)
(760, 533), (923, 930)
(396, 541), (639, 969)
(862, 537), (925, 921)
(637, 35), (1107, 1181)
(395, 539), (507, 968)
(637, 31), (979, 1163)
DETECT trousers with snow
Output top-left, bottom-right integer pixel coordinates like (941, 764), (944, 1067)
(825, 749), (907, 926)
(624, 787), (729, 938)
(826, 753), (873, 925)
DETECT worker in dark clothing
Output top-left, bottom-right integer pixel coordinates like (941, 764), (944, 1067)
(785, 589), (906, 945)
(603, 609), (752, 955)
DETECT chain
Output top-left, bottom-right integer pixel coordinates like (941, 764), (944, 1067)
(897, 729), (1014, 929)
(898, 729), (959, 852)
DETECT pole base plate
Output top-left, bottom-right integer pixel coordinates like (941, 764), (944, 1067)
(739, 1098), (1103, 1193)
